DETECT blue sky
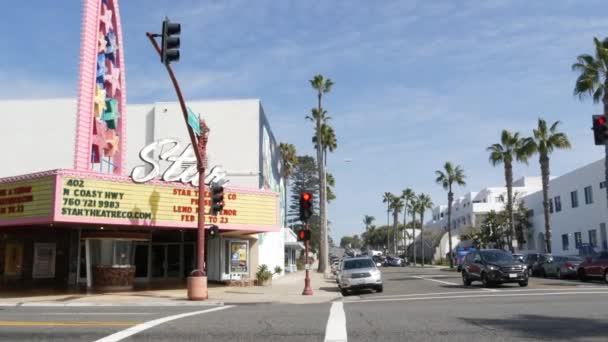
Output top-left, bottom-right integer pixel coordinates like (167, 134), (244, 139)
(3, 0), (608, 242)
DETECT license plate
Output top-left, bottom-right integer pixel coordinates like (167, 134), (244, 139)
(509, 273), (517, 278)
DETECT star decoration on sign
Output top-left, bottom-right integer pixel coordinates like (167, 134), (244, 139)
(96, 53), (106, 84)
(97, 30), (107, 53)
(105, 31), (117, 63)
(91, 119), (108, 163)
(100, 4), (113, 33)
(102, 98), (119, 129)
(103, 129), (120, 157)
(104, 63), (121, 97)
(94, 85), (106, 118)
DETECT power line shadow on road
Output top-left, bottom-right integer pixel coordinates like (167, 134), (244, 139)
(460, 314), (608, 340)
(319, 287), (340, 292)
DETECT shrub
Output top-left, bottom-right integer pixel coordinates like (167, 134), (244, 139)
(274, 266), (283, 274)
(256, 264), (273, 282)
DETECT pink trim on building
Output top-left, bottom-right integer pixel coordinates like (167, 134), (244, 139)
(0, 217), (54, 228)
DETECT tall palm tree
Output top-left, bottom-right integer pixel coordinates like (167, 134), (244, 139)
(401, 188), (415, 250)
(313, 123), (337, 167)
(435, 162), (466, 269)
(573, 37), (608, 208)
(308, 74), (334, 274)
(487, 130), (535, 252)
(382, 192), (394, 253)
(279, 143), (298, 228)
(408, 196), (419, 266)
(417, 193), (434, 266)
(363, 215), (375, 231)
(390, 196), (404, 255)
(527, 119), (571, 253)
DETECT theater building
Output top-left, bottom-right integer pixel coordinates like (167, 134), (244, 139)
(0, 0), (285, 291)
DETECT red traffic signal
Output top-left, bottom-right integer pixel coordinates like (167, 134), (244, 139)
(592, 115), (608, 145)
(297, 229), (311, 242)
(299, 192), (313, 222)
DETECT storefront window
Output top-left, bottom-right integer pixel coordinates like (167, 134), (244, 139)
(113, 240), (132, 266)
(90, 239), (134, 266)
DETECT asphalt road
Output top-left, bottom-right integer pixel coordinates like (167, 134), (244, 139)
(2, 267), (608, 341)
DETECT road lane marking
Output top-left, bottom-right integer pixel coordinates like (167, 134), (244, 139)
(413, 275), (459, 285)
(347, 290), (608, 304)
(95, 305), (233, 342)
(45, 313), (155, 315)
(0, 321), (139, 327)
(324, 301), (347, 342)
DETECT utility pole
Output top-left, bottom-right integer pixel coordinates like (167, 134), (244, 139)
(146, 18), (210, 300)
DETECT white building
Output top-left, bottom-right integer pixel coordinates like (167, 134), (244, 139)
(522, 159), (608, 256)
(427, 176), (543, 232)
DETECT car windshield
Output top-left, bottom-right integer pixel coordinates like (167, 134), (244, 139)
(482, 251), (514, 263)
(343, 259), (375, 270)
(566, 256), (583, 262)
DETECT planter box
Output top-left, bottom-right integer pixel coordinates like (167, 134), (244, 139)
(256, 278), (272, 286)
(92, 265), (135, 291)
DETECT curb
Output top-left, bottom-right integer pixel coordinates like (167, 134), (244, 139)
(0, 301), (225, 307)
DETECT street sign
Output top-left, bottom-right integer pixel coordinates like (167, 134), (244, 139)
(305, 264), (310, 270)
(187, 107), (201, 136)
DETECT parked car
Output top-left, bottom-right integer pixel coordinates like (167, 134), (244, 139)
(577, 251), (608, 283)
(540, 255), (583, 279)
(512, 254), (525, 263)
(461, 249), (528, 287)
(532, 254), (553, 276)
(385, 256), (403, 267)
(337, 257), (383, 295)
(522, 253), (541, 276)
(372, 255), (386, 267)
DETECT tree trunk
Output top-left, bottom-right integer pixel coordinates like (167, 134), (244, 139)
(604, 88), (608, 210)
(393, 209), (398, 256)
(504, 161), (516, 252)
(420, 210), (425, 266)
(540, 154), (552, 253)
(447, 189), (454, 269)
(284, 179), (289, 228)
(316, 92), (328, 274)
(386, 205), (390, 254)
(412, 211), (417, 266)
(403, 202), (408, 255)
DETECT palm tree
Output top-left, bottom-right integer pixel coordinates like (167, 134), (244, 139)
(487, 130), (535, 252)
(401, 188), (415, 251)
(435, 162), (466, 269)
(573, 37), (608, 208)
(279, 143), (298, 228)
(308, 74), (334, 274)
(390, 196), (404, 255)
(382, 192), (394, 253)
(408, 196), (419, 266)
(313, 123), (337, 167)
(363, 215), (375, 231)
(417, 193), (434, 266)
(527, 119), (571, 253)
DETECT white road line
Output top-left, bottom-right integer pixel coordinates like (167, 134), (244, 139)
(412, 275), (459, 286)
(95, 305), (233, 342)
(324, 301), (347, 342)
(46, 313), (155, 315)
(348, 291), (608, 304)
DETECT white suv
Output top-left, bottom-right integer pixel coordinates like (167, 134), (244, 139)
(338, 257), (383, 295)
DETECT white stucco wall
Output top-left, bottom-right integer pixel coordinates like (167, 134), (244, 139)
(1, 98), (77, 178)
(522, 159), (608, 256)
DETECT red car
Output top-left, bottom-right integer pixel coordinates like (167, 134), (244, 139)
(577, 251), (608, 283)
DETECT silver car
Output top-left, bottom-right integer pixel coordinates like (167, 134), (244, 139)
(338, 257), (383, 295)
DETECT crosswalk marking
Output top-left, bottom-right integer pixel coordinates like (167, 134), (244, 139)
(324, 301), (347, 342)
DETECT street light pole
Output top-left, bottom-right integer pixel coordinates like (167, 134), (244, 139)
(302, 222), (313, 295)
(146, 31), (209, 300)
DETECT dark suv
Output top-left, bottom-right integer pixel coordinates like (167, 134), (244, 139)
(462, 249), (528, 287)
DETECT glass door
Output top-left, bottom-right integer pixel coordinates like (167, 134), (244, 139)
(133, 243), (149, 280)
(166, 244), (181, 278)
(151, 244), (166, 278)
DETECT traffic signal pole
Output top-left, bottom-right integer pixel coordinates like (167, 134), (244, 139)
(146, 31), (209, 300)
(303, 222), (313, 295)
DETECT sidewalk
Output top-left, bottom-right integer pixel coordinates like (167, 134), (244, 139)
(0, 270), (341, 307)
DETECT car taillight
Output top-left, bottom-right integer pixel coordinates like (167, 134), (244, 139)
(565, 262), (575, 269)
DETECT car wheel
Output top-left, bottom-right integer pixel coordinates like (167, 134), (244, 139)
(578, 269), (589, 282)
(604, 270), (608, 284)
(462, 271), (472, 287)
(376, 285), (383, 293)
(481, 272), (491, 288)
(518, 280), (528, 287)
(340, 288), (349, 296)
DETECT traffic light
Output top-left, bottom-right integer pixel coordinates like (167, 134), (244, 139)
(208, 225), (219, 238)
(210, 183), (224, 216)
(161, 18), (181, 64)
(299, 192), (313, 222)
(297, 228), (311, 242)
(592, 115), (608, 145)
